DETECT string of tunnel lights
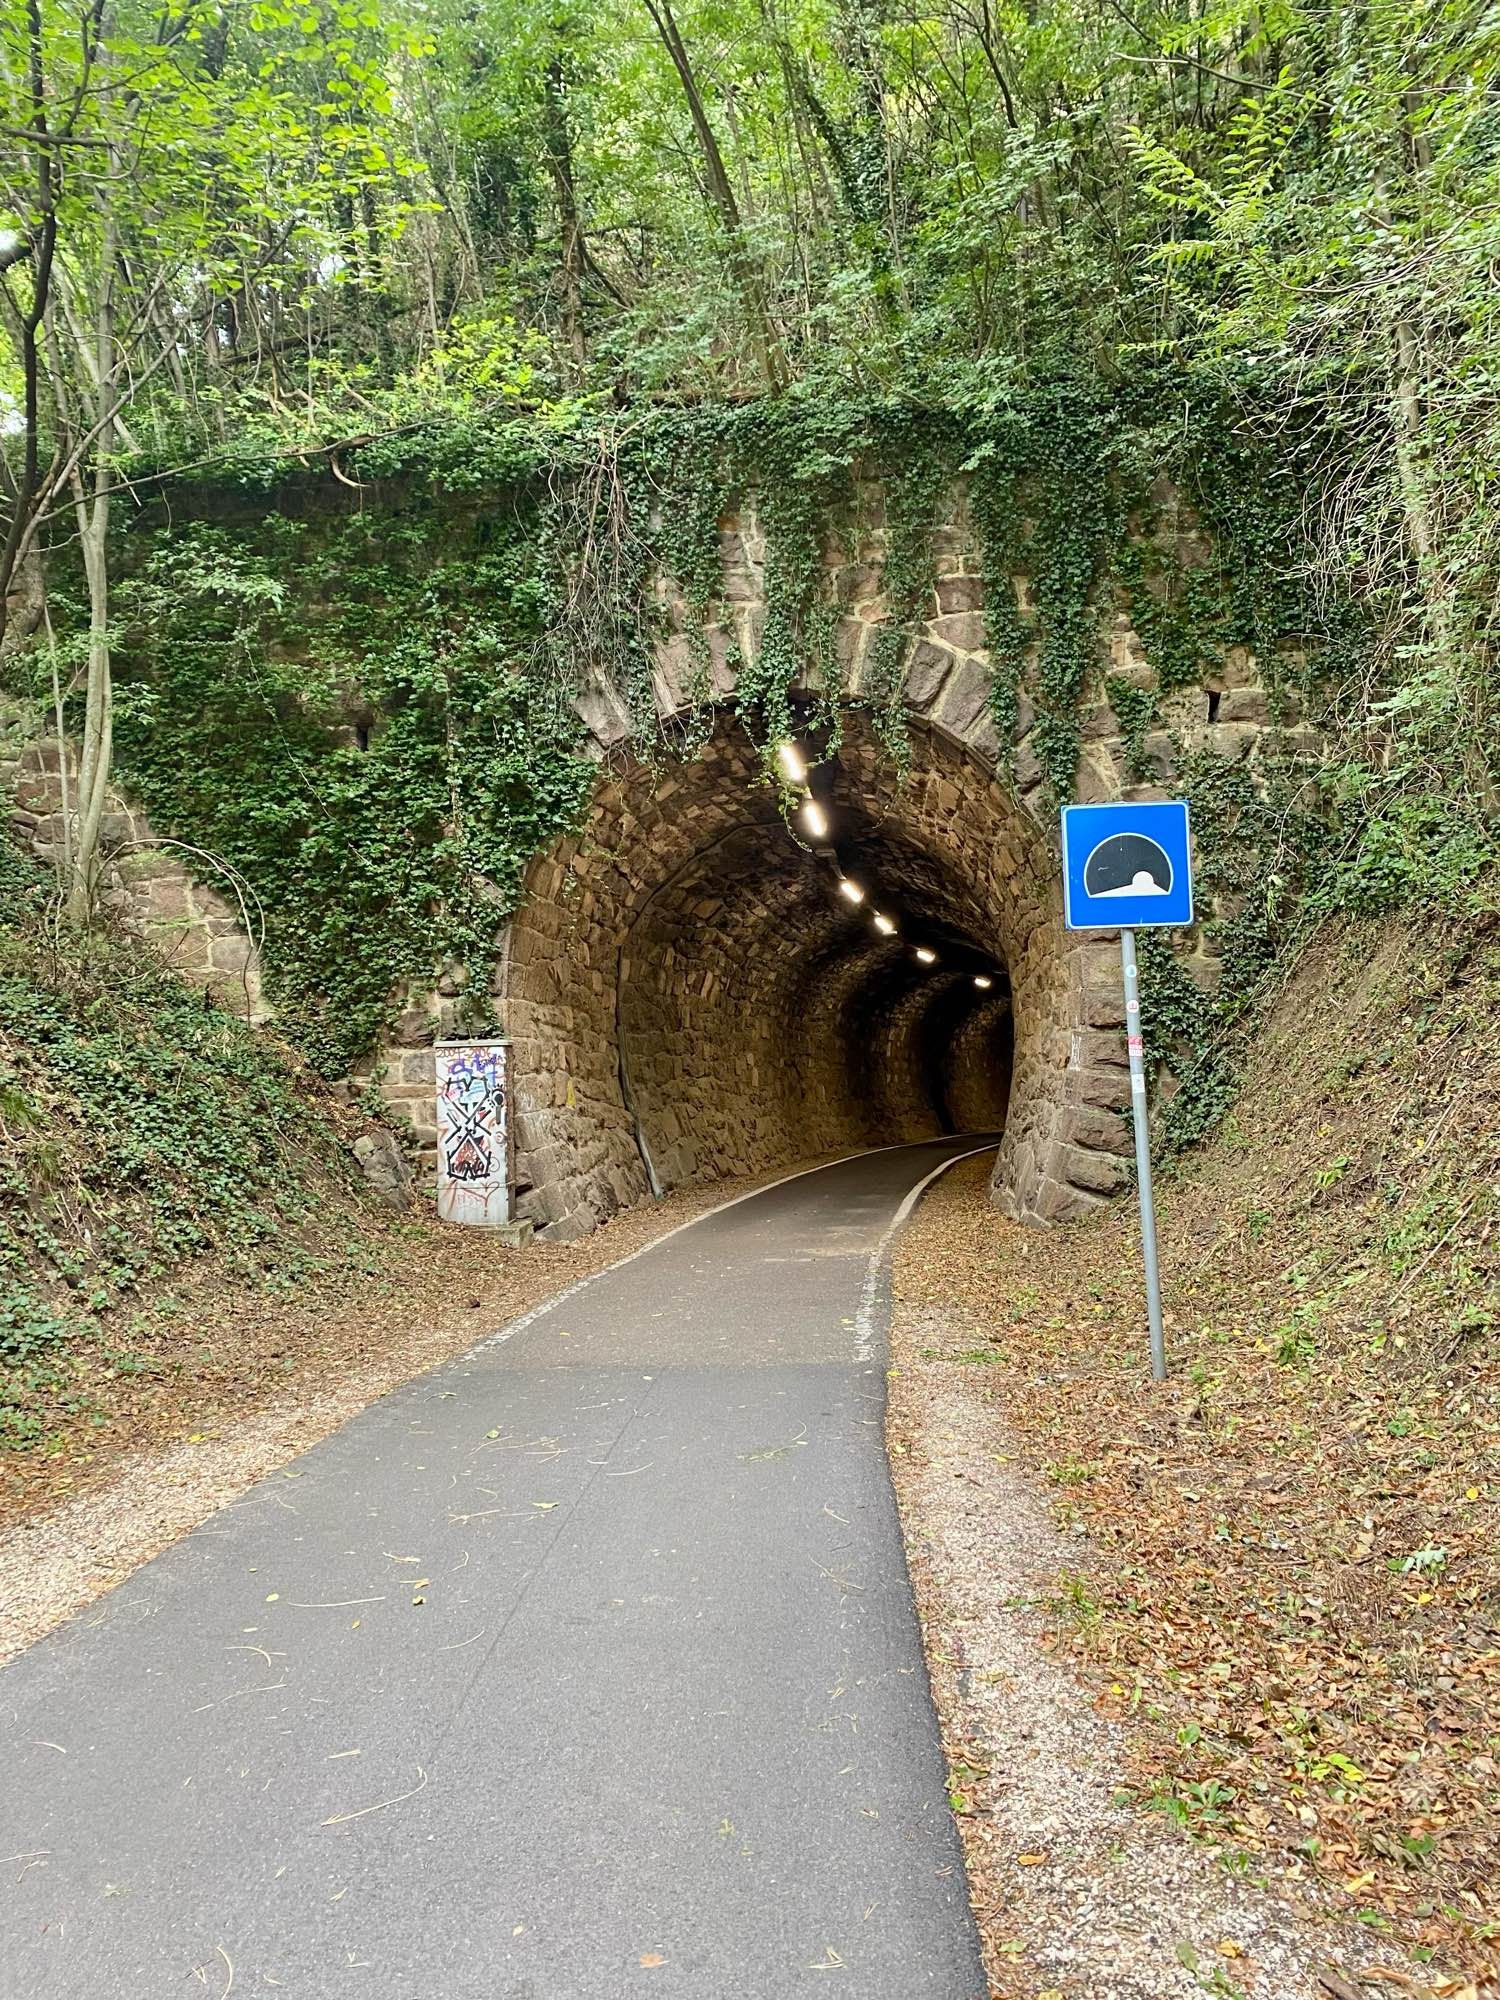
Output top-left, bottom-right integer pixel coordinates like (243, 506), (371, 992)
(774, 739), (1000, 993)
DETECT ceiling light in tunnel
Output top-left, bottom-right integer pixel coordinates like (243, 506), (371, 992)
(776, 740), (808, 785)
(837, 878), (865, 905)
(800, 799), (829, 840)
(973, 974), (993, 989)
(915, 947), (937, 965)
(873, 912), (896, 936)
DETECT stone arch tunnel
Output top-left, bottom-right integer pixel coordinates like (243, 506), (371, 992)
(475, 484), (1289, 1242)
(501, 710), (1135, 1241)
(5, 486), (1297, 1243)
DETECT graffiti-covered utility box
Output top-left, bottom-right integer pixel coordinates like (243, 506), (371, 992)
(435, 1039), (513, 1227)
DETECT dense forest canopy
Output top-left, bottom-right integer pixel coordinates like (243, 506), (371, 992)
(0, 0), (1496, 913)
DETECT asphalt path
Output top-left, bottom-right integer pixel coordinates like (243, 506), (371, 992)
(0, 1137), (996, 1999)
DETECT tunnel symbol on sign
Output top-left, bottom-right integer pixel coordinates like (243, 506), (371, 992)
(1083, 832), (1174, 900)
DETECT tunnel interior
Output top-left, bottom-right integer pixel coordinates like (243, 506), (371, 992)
(504, 710), (1104, 1240)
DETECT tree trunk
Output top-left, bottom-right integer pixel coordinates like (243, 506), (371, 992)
(543, 52), (588, 376)
(0, 0), (58, 648)
(65, 200), (117, 926)
(843, 0), (905, 312)
(640, 0), (788, 391)
(66, 463), (112, 925)
(42, 598), (74, 889)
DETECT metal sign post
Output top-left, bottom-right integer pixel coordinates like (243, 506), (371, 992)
(1119, 927), (1166, 1380)
(1060, 800), (1194, 1383)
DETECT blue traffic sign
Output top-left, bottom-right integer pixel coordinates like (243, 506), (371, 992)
(1061, 800), (1194, 930)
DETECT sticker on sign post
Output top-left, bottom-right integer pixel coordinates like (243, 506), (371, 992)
(1061, 800), (1193, 930)
(1059, 800), (1195, 1385)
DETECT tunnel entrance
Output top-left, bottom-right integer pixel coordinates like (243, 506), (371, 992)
(503, 711), (1130, 1240)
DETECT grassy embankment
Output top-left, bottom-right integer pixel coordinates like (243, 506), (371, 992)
(0, 831), (412, 1514)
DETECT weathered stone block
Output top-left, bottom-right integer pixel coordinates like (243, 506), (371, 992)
(1219, 644), (1259, 688)
(1080, 983), (1127, 1029)
(573, 673), (633, 750)
(1215, 685), (1271, 726)
(963, 708), (1003, 763)
(1066, 1065), (1130, 1113)
(1057, 1144), (1130, 1195)
(905, 640), (954, 711)
(929, 611), (986, 653)
(536, 1208), (597, 1245)
(935, 574), (984, 616)
(1013, 738), (1043, 794)
(832, 614), (867, 683)
(209, 933), (254, 976)
(937, 658), (991, 737)
(353, 1130), (413, 1210)
(1080, 698), (1120, 743)
(115, 847), (180, 883)
(1056, 1103), (1130, 1154)
(1070, 1028), (1128, 1070)
(391, 1007), (438, 1049)
(652, 634), (693, 716)
(1073, 748), (1121, 805)
(1207, 722), (1259, 763)
(1136, 730), (1178, 779)
(1030, 1174), (1101, 1223)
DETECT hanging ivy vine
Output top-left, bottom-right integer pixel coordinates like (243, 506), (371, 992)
(855, 411), (949, 768)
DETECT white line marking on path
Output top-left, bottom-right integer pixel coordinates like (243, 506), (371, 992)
(852, 1145), (997, 1363)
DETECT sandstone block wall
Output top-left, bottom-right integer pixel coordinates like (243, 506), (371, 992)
(496, 484), (1309, 1238)
(0, 720), (267, 1021)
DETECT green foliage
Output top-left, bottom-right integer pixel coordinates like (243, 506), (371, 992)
(855, 423), (947, 767)
(1138, 750), (1310, 1151)
(109, 509), (594, 1075)
(3, 0), (1492, 920)
(965, 390), (1123, 800)
(1314, 789), (1499, 919)
(1104, 674), (1157, 780)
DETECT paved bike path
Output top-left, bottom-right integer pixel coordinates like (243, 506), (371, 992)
(0, 1139), (994, 1999)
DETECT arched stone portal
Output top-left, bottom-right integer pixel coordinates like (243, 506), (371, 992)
(503, 711), (1132, 1240)
(5, 483), (1300, 1237)
(359, 487), (1296, 1236)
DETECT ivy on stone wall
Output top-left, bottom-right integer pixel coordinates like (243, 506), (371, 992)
(10, 381), (1348, 1096)
(1104, 672), (1157, 779)
(110, 509), (594, 1076)
(966, 427), (1032, 753)
(1137, 749), (1313, 1152)
(854, 420), (947, 769)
